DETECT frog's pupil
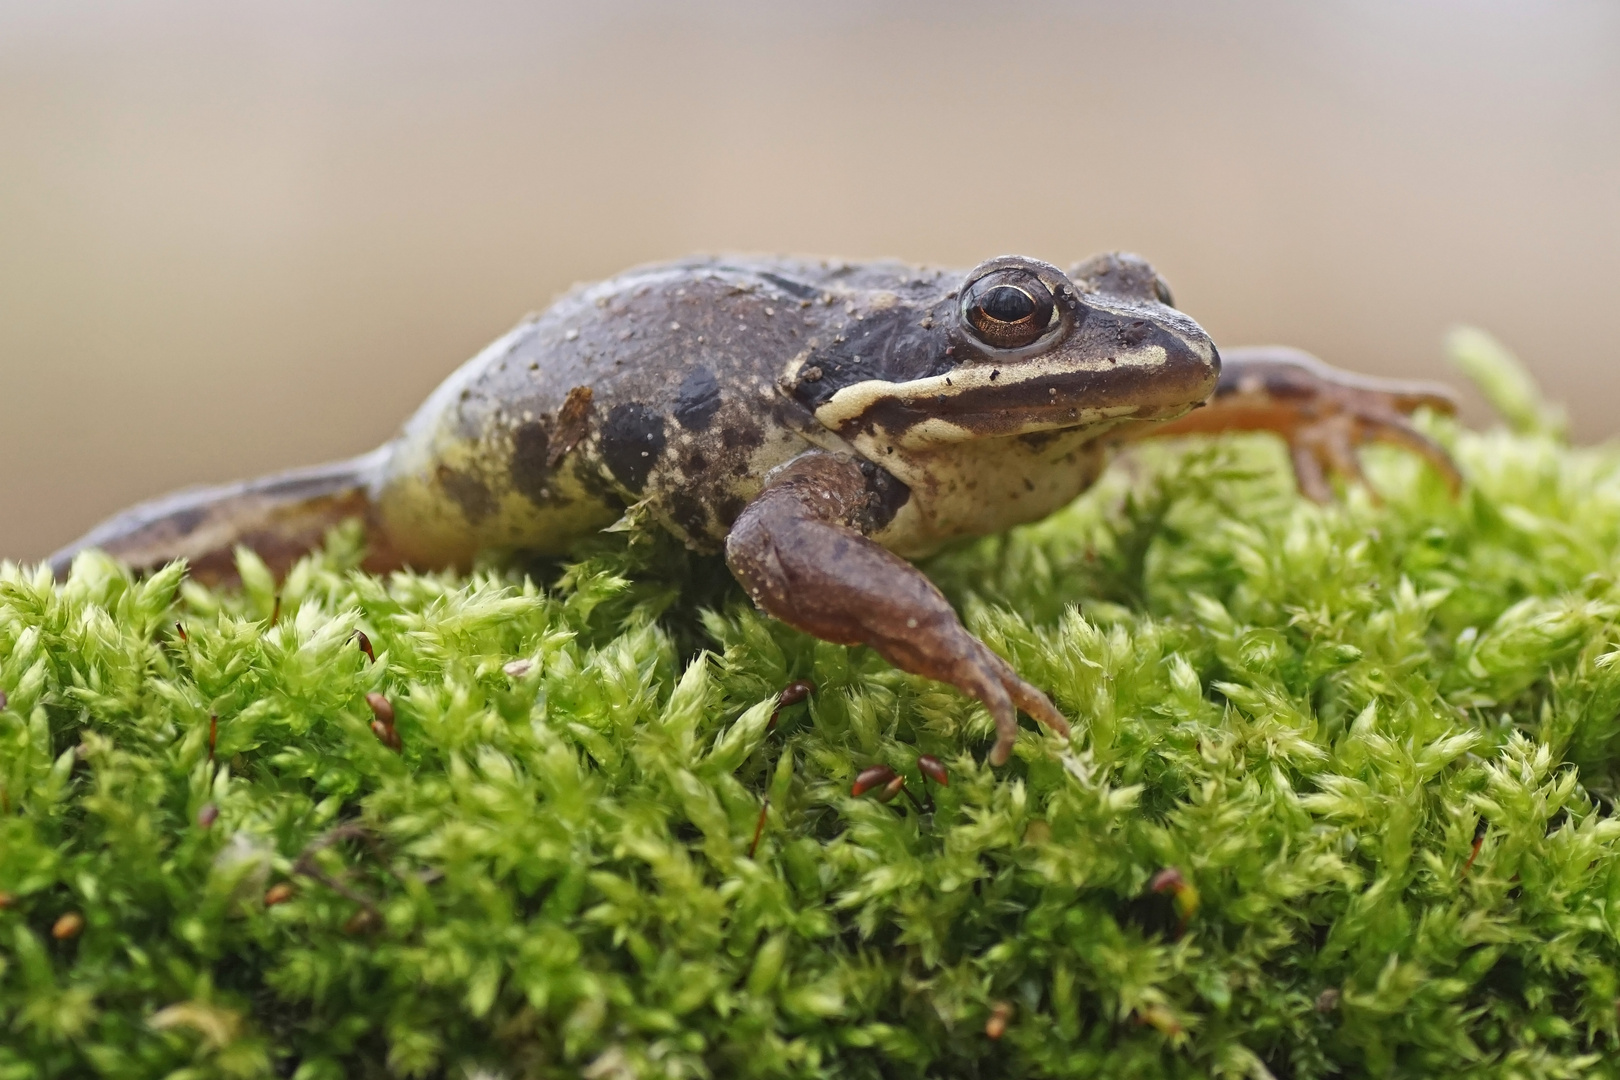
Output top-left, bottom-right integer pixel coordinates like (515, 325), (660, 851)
(981, 286), (1035, 323)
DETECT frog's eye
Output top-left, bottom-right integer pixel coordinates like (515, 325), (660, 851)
(962, 270), (1056, 350)
(1153, 275), (1176, 308)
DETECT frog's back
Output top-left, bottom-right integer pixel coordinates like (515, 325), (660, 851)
(372, 255), (951, 566)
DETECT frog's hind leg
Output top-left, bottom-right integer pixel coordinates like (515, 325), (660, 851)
(48, 448), (402, 585)
(1146, 345), (1463, 502)
(725, 450), (1070, 766)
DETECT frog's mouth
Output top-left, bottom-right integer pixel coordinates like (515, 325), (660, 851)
(813, 310), (1219, 450)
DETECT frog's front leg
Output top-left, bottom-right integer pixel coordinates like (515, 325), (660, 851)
(724, 451), (1069, 765)
(1149, 346), (1463, 501)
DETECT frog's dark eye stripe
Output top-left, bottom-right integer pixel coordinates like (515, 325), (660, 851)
(962, 269), (1055, 349)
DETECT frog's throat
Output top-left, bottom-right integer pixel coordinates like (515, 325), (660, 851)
(807, 343), (1211, 451)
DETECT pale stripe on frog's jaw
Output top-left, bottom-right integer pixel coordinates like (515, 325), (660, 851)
(810, 325), (1217, 451)
(812, 349), (1167, 448)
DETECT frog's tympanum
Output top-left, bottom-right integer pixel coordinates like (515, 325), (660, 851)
(51, 254), (1460, 764)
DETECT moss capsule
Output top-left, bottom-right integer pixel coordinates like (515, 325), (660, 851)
(769, 679), (815, 729)
(365, 693), (395, 727)
(985, 1001), (1013, 1040)
(371, 719), (403, 753)
(852, 764), (897, 797)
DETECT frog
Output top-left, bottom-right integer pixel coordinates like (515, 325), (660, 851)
(48, 252), (1461, 765)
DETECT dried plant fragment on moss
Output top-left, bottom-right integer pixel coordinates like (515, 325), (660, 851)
(2, 331), (1620, 1080)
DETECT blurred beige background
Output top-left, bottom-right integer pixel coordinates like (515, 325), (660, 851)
(3, 0), (1618, 562)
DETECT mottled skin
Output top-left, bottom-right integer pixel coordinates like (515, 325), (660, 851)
(50, 252), (1461, 764)
(369, 253), (1223, 567)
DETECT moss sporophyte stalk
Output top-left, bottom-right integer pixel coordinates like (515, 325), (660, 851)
(3, 332), (1620, 1078)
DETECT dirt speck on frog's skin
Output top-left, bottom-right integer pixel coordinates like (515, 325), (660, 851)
(49, 252), (1464, 766)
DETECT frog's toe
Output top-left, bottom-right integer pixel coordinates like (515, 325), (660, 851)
(1351, 408), (1464, 496)
(1292, 413), (1367, 502)
(982, 678), (1021, 768)
(1288, 439), (1335, 503)
(1013, 682), (1070, 742)
(977, 646), (1070, 764)
(1289, 403), (1462, 502)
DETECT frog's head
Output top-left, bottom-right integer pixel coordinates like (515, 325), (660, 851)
(798, 253), (1219, 451)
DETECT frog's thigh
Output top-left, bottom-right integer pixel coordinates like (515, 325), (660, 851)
(724, 451), (1069, 765)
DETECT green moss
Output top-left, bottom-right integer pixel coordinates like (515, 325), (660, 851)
(4, 333), (1620, 1078)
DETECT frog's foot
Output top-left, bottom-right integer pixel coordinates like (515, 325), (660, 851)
(972, 648), (1071, 765)
(725, 451), (1070, 766)
(1152, 346), (1463, 503)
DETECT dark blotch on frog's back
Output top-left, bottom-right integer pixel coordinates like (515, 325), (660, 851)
(669, 490), (710, 539)
(755, 271), (820, 300)
(858, 460), (911, 533)
(601, 403), (667, 493)
(436, 465), (496, 523)
(716, 494), (748, 527)
(509, 420), (553, 507)
(673, 368), (722, 431)
(721, 423), (764, 451)
(790, 300), (953, 412)
(168, 507), (207, 536)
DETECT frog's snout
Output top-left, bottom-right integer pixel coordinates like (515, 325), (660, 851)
(1076, 299), (1221, 417)
(1158, 322), (1223, 414)
(1163, 315), (1222, 395)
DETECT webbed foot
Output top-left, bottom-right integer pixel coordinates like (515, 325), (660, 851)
(1153, 345), (1463, 502)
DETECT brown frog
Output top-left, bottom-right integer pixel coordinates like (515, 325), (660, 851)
(50, 253), (1460, 764)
